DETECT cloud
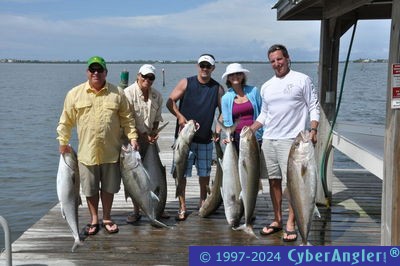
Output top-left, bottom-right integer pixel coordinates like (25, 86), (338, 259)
(0, 0), (390, 61)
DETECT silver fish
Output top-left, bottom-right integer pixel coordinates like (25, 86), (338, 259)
(56, 147), (83, 252)
(237, 126), (260, 236)
(120, 144), (169, 228)
(199, 140), (223, 218)
(172, 120), (198, 198)
(143, 122), (169, 220)
(287, 130), (318, 246)
(219, 122), (244, 227)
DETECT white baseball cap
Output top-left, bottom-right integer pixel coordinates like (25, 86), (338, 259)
(138, 64), (156, 75)
(197, 55), (215, 66)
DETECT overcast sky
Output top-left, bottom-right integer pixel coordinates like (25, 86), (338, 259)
(0, 0), (391, 62)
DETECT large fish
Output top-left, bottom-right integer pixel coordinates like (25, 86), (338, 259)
(56, 147), (83, 252)
(143, 122), (169, 220)
(198, 140), (223, 217)
(287, 130), (318, 246)
(219, 122), (243, 227)
(172, 120), (199, 198)
(120, 144), (169, 228)
(237, 126), (261, 236)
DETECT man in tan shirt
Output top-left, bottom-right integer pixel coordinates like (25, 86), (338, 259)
(57, 56), (138, 235)
(124, 64), (164, 223)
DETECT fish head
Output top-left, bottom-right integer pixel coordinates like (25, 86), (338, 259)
(239, 126), (253, 140)
(289, 131), (314, 159)
(120, 144), (141, 169)
(180, 120), (199, 141)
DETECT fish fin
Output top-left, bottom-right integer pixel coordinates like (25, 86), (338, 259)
(78, 196), (82, 206)
(124, 190), (130, 202)
(220, 187), (225, 199)
(150, 191), (160, 203)
(282, 187), (291, 201)
(313, 205), (321, 218)
(258, 179), (263, 191)
(60, 206), (66, 219)
(151, 122), (169, 135)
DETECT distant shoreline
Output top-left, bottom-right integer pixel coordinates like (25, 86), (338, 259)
(0, 59), (388, 64)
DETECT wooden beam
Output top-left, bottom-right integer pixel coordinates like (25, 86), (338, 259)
(315, 18), (340, 205)
(324, 0), (373, 19)
(381, 0), (400, 245)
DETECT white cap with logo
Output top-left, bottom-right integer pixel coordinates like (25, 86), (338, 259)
(197, 55), (215, 66)
(138, 64), (156, 75)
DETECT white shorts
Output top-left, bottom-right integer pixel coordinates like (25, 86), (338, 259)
(261, 138), (294, 186)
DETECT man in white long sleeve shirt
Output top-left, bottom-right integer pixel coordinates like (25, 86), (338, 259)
(250, 44), (320, 242)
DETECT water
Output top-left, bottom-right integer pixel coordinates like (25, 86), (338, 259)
(0, 62), (387, 248)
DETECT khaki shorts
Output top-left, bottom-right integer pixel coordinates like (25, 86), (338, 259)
(261, 138), (294, 186)
(78, 162), (121, 197)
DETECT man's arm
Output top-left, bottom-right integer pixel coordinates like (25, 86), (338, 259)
(166, 78), (188, 128)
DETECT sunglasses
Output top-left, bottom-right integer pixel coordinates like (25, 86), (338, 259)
(141, 74), (155, 81)
(88, 66), (105, 73)
(199, 63), (212, 69)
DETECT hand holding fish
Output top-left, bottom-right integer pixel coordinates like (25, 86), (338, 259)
(148, 133), (159, 143)
(59, 144), (72, 154)
(130, 139), (140, 151)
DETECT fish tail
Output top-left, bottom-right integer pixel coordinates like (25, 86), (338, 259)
(234, 224), (258, 238)
(151, 219), (170, 229)
(71, 239), (83, 252)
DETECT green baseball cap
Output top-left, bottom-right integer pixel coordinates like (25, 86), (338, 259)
(87, 56), (107, 70)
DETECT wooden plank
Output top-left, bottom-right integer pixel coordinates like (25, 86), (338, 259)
(2, 114), (383, 265)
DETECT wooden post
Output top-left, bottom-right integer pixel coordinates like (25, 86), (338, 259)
(381, 0), (400, 245)
(315, 18), (340, 205)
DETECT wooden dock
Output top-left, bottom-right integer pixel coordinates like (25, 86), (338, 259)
(2, 114), (382, 265)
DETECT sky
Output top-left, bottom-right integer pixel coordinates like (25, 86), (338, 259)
(0, 0), (392, 62)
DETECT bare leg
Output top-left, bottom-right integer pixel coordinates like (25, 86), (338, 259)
(283, 203), (297, 240)
(101, 190), (118, 232)
(199, 176), (210, 208)
(86, 194), (99, 234)
(260, 179), (283, 234)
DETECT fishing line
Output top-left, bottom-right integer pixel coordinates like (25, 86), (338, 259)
(320, 20), (358, 203)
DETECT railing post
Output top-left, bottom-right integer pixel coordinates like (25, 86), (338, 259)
(0, 216), (12, 266)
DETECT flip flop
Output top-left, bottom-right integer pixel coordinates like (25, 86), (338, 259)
(282, 229), (298, 242)
(84, 223), (100, 236)
(175, 210), (187, 221)
(260, 225), (283, 236)
(102, 221), (119, 234)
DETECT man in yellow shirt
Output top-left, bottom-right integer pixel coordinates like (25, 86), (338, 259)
(57, 56), (139, 235)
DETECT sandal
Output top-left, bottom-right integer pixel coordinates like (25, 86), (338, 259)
(102, 221), (119, 234)
(126, 212), (142, 224)
(84, 223), (100, 236)
(282, 229), (298, 242)
(175, 210), (187, 221)
(260, 225), (283, 236)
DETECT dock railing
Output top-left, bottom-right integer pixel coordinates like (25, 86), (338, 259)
(332, 122), (384, 179)
(0, 215), (12, 266)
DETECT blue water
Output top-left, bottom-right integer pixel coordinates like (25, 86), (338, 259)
(0, 62), (387, 248)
